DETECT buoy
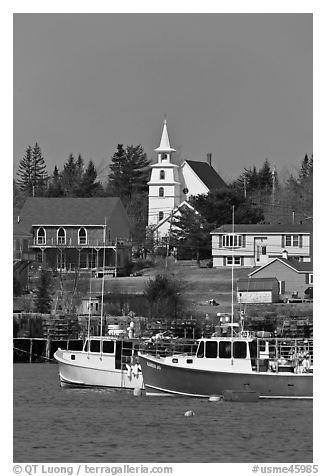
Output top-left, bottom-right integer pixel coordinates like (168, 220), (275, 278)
(184, 410), (195, 417)
(208, 395), (223, 402)
(133, 387), (142, 397)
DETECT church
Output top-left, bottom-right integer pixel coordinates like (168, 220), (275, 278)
(147, 119), (227, 242)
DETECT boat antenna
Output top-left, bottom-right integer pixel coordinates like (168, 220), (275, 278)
(100, 218), (107, 349)
(231, 205), (235, 338)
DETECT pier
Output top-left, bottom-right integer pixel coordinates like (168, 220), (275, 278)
(13, 338), (83, 363)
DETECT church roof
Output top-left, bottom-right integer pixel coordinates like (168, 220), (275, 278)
(13, 197), (127, 232)
(184, 160), (227, 191)
(154, 119), (176, 153)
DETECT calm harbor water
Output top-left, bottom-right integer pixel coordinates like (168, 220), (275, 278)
(13, 363), (313, 463)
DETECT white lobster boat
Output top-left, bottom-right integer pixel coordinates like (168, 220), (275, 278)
(54, 219), (143, 391)
(54, 335), (143, 390)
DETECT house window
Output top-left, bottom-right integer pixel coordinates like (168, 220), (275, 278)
(285, 235), (299, 247)
(226, 256), (241, 266)
(159, 187), (164, 197)
(79, 227), (87, 245)
(160, 170), (165, 180)
(309, 274), (313, 284)
(158, 211), (164, 221)
(37, 227), (46, 245)
(57, 227), (66, 245)
(222, 234), (242, 248)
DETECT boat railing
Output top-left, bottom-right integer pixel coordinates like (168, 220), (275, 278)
(254, 337), (313, 374)
(139, 339), (197, 358)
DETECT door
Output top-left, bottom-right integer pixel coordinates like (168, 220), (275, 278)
(255, 238), (268, 265)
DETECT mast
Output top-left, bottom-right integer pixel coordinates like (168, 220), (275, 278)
(100, 218), (107, 342)
(86, 253), (93, 353)
(231, 205), (235, 337)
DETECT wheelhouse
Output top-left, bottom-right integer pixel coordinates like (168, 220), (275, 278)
(82, 337), (141, 370)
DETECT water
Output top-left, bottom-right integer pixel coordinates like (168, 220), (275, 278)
(13, 363), (313, 463)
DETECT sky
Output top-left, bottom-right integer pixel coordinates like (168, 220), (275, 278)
(13, 13), (312, 183)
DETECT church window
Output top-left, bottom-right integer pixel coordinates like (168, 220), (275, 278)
(159, 187), (164, 197)
(78, 227), (87, 245)
(57, 227), (66, 245)
(160, 170), (165, 180)
(162, 154), (168, 160)
(37, 227), (46, 245)
(159, 211), (164, 221)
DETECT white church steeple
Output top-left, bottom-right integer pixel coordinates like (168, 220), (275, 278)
(147, 119), (181, 239)
(154, 119), (176, 164)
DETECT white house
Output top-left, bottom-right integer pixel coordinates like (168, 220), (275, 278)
(211, 223), (312, 268)
(147, 119), (226, 241)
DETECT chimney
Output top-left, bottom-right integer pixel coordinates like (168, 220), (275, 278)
(207, 153), (212, 166)
(282, 249), (288, 260)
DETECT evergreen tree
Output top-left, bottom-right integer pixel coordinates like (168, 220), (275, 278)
(13, 179), (26, 209)
(77, 160), (101, 197)
(107, 144), (151, 205)
(16, 143), (47, 196)
(47, 166), (64, 197)
(16, 145), (34, 195)
(34, 269), (52, 313)
(258, 158), (273, 192)
(171, 207), (210, 264)
(61, 154), (77, 196)
(75, 154), (84, 184)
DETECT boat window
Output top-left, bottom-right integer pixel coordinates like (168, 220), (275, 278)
(219, 341), (231, 358)
(90, 340), (100, 353)
(103, 341), (114, 354)
(205, 341), (218, 358)
(233, 341), (247, 359)
(249, 340), (258, 359)
(259, 340), (266, 352)
(196, 341), (204, 358)
(122, 341), (133, 357)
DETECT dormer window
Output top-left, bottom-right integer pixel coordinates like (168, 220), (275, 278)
(159, 187), (164, 197)
(79, 227), (87, 245)
(37, 227), (46, 245)
(57, 227), (66, 245)
(222, 234), (242, 248)
(160, 170), (165, 180)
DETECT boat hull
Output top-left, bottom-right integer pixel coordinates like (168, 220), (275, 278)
(138, 355), (312, 399)
(54, 349), (144, 390)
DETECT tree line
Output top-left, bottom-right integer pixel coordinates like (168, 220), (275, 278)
(14, 142), (313, 252)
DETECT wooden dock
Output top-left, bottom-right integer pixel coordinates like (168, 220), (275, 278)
(13, 338), (83, 363)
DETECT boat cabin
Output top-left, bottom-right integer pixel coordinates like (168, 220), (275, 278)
(82, 337), (141, 371)
(185, 336), (313, 374)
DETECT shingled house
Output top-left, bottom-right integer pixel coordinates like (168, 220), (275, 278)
(13, 197), (132, 276)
